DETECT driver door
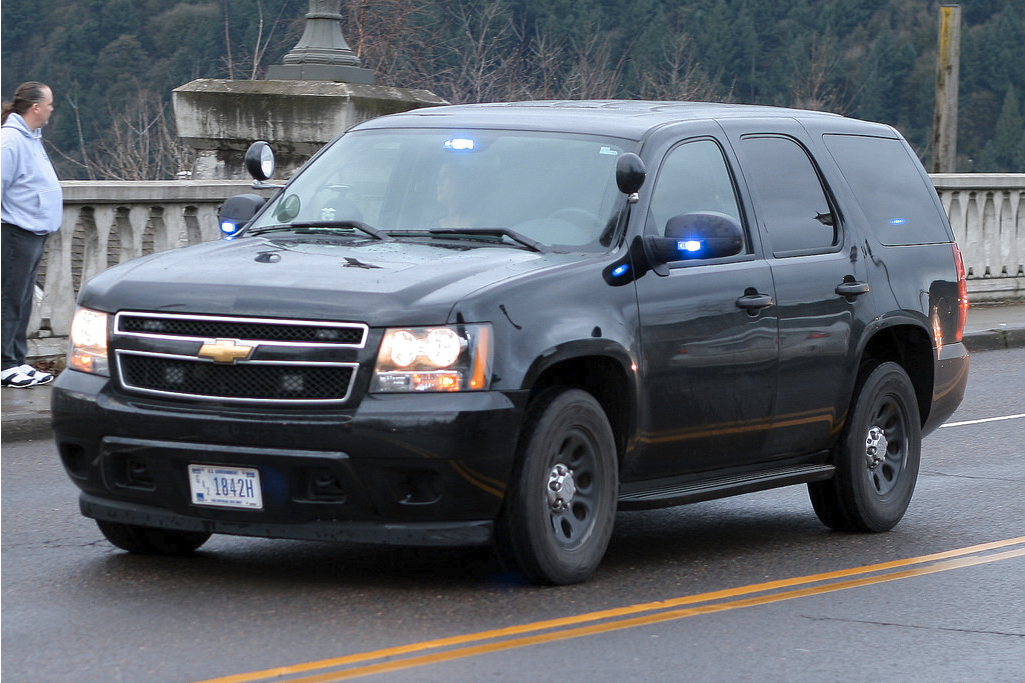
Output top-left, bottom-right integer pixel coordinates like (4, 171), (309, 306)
(631, 137), (779, 480)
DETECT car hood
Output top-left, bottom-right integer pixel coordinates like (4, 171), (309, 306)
(79, 234), (578, 326)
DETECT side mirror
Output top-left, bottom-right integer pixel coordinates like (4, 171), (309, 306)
(616, 153), (646, 196)
(645, 212), (745, 264)
(244, 141), (275, 181)
(218, 193), (266, 240)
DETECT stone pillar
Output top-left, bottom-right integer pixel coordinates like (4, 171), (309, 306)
(173, 1), (446, 180)
(173, 79), (445, 180)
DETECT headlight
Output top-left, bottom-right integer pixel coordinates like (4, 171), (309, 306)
(371, 324), (491, 393)
(69, 308), (110, 375)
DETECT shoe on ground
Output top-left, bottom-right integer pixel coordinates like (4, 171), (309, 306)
(1, 366), (38, 388)
(18, 364), (54, 385)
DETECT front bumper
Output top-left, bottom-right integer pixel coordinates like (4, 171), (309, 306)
(53, 370), (525, 547)
(78, 494), (495, 546)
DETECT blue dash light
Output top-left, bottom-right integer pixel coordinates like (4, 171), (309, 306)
(889, 218), (907, 225)
(443, 137), (476, 151)
(220, 220), (241, 240)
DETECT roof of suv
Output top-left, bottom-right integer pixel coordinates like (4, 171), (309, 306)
(358, 100), (892, 140)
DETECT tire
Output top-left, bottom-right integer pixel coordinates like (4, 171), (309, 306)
(97, 520), (211, 556)
(496, 388), (618, 585)
(809, 361), (921, 532)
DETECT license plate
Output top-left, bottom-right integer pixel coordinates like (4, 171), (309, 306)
(188, 464), (263, 510)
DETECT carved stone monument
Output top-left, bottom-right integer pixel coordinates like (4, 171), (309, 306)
(173, 0), (446, 180)
(265, 0), (375, 84)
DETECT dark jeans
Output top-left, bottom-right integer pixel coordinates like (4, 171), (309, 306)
(2, 223), (50, 369)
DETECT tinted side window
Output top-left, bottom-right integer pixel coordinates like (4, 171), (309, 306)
(649, 139), (745, 244)
(824, 134), (949, 245)
(739, 136), (837, 255)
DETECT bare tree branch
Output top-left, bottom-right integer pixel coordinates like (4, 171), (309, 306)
(67, 87), (195, 180)
(789, 36), (853, 114)
(635, 34), (721, 102)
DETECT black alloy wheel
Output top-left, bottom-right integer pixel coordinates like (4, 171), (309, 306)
(809, 361), (922, 532)
(496, 388), (618, 585)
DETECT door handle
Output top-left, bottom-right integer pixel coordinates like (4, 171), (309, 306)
(835, 280), (870, 300)
(736, 293), (773, 310)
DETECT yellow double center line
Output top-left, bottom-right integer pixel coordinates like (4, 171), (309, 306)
(198, 536), (1025, 683)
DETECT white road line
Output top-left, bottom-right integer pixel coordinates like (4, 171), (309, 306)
(940, 413), (1025, 428)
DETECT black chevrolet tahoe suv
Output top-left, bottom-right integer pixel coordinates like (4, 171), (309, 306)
(53, 101), (970, 584)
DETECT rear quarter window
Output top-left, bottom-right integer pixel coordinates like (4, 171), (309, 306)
(737, 135), (838, 256)
(823, 134), (950, 245)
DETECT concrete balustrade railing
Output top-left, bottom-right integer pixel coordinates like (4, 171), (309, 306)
(26, 174), (1025, 358)
(933, 174), (1024, 300)
(32, 181), (262, 356)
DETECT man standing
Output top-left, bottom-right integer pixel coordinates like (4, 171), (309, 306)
(1, 82), (62, 388)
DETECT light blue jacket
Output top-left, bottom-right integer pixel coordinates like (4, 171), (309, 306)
(1, 112), (63, 234)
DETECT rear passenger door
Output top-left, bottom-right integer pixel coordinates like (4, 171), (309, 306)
(632, 136), (778, 479)
(725, 121), (869, 458)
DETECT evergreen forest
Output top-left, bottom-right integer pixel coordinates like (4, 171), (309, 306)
(2, 0), (1023, 180)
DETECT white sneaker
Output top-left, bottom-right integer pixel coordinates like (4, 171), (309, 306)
(1, 366), (38, 388)
(18, 364), (54, 385)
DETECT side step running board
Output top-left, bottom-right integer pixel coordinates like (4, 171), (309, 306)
(618, 464), (835, 511)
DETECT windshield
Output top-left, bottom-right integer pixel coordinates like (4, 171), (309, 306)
(246, 128), (633, 250)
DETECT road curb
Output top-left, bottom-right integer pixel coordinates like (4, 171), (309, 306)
(963, 327), (1025, 352)
(1, 415), (53, 444)
(1, 383), (54, 444)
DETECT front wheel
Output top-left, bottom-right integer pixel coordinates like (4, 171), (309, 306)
(809, 361), (921, 532)
(496, 388), (618, 584)
(97, 520), (211, 556)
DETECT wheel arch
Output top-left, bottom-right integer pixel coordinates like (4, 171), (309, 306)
(859, 322), (934, 427)
(523, 346), (636, 466)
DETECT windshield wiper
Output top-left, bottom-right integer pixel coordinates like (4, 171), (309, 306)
(422, 228), (545, 253)
(248, 220), (392, 241)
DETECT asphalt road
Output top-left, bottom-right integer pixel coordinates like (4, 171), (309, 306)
(3, 347), (1023, 683)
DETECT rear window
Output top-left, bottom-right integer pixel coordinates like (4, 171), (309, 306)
(823, 134), (949, 245)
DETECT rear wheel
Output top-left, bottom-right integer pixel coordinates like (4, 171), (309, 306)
(496, 388), (618, 584)
(97, 520), (211, 556)
(809, 361), (921, 532)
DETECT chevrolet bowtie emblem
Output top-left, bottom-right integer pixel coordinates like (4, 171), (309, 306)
(198, 339), (254, 363)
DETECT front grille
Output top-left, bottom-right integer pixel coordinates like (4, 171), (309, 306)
(112, 312), (367, 404)
(117, 312), (367, 347)
(117, 352), (357, 403)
